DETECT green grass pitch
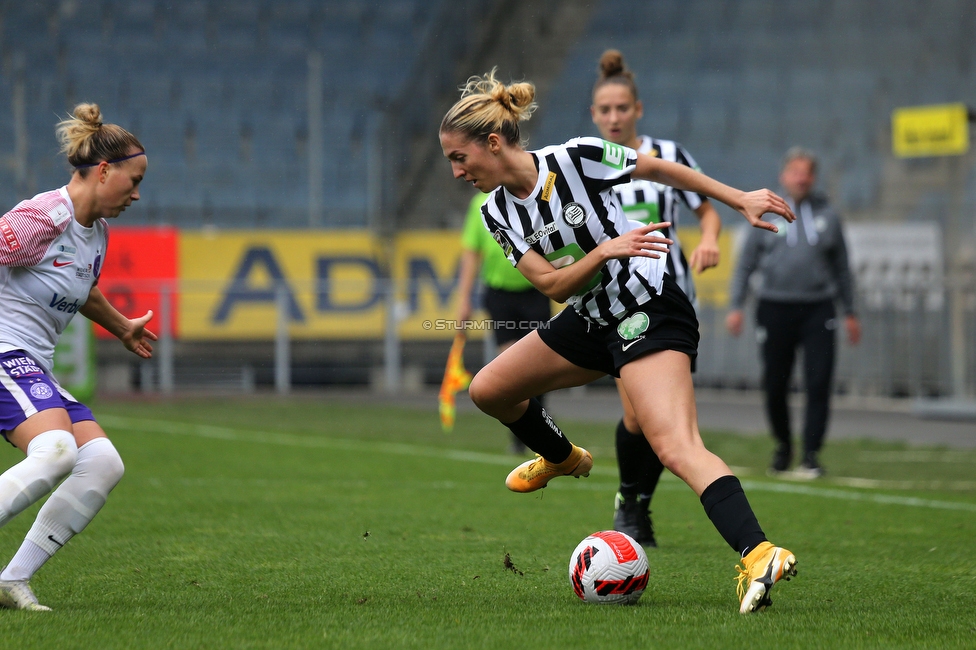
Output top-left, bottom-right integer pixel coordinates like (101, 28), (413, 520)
(0, 395), (973, 648)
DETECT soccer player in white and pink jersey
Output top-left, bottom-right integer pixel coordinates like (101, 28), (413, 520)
(0, 103), (152, 611)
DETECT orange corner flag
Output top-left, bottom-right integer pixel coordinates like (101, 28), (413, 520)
(439, 333), (473, 433)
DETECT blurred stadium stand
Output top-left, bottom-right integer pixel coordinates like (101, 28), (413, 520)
(0, 0), (477, 227)
(531, 0), (976, 235)
(4, 0), (970, 232)
(2, 1), (974, 397)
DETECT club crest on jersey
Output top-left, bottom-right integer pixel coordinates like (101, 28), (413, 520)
(29, 383), (54, 400)
(617, 312), (650, 340)
(491, 230), (514, 258)
(562, 202), (587, 228)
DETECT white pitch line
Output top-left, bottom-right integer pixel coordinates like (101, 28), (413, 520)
(857, 450), (976, 463)
(739, 480), (976, 513)
(99, 415), (976, 514)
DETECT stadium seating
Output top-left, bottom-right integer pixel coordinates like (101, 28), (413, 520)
(0, 0), (972, 226)
(532, 0), (976, 221)
(0, 0), (444, 226)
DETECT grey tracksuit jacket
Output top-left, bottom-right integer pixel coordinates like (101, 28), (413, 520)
(728, 193), (856, 314)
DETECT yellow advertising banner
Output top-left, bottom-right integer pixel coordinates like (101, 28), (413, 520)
(892, 103), (970, 157)
(392, 231), (467, 339)
(180, 231), (387, 339)
(675, 228), (735, 308)
(177, 228), (731, 340)
(179, 230), (473, 340)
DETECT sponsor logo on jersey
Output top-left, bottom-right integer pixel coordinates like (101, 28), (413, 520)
(49, 293), (82, 314)
(562, 202), (587, 228)
(540, 171), (558, 202)
(53, 258), (73, 267)
(50, 204), (72, 226)
(617, 311), (650, 340)
(75, 264), (93, 280)
(491, 230), (514, 258)
(57, 244), (76, 255)
(621, 336), (645, 352)
(602, 141), (626, 170)
(1, 357), (43, 377)
(29, 383), (54, 400)
(0, 219), (20, 251)
(524, 221), (557, 245)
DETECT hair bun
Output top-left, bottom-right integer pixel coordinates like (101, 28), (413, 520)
(599, 50), (626, 79)
(73, 103), (103, 128)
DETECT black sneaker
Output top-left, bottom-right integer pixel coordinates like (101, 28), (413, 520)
(793, 453), (825, 479)
(767, 444), (792, 476)
(613, 493), (657, 548)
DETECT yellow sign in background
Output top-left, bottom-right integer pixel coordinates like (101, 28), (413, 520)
(180, 231), (387, 339)
(177, 228), (734, 340)
(892, 103), (970, 158)
(179, 230), (472, 340)
(675, 229), (736, 307)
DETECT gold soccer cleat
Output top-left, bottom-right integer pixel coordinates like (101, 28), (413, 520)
(735, 541), (797, 614)
(505, 445), (593, 493)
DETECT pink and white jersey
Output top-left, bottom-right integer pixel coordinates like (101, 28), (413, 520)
(0, 187), (108, 370)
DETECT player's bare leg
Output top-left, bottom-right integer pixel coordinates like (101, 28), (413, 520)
(468, 331), (602, 491)
(620, 350), (796, 612)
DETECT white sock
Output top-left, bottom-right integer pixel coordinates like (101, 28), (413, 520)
(3, 438), (124, 582)
(0, 540), (48, 582)
(0, 430), (77, 529)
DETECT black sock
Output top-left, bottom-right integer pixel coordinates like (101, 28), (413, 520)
(616, 419), (650, 497)
(504, 398), (572, 463)
(640, 449), (666, 499)
(699, 475), (767, 556)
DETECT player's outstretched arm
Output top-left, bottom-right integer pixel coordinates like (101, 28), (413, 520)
(633, 154), (795, 232)
(79, 286), (157, 358)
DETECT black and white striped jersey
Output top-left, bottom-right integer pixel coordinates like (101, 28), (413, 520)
(480, 137), (667, 326)
(612, 135), (705, 303)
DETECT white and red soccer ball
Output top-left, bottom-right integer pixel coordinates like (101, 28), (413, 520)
(569, 530), (649, 604)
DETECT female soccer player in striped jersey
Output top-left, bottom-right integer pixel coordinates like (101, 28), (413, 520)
(0, 104), (152, 610)
(440, 70), (797, 613)
(590, 50), (721, 549)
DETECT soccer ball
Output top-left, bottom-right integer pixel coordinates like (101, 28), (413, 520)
(568, 530), (649, 604)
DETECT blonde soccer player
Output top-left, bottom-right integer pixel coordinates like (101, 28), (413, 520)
(0, 104), (152, 610)
(440, 70), (798, 613)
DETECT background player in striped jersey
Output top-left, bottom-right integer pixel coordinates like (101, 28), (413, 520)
(0, 104), (152, 610)
(440, 70), (798, 613)
(590, 50), (722, 548)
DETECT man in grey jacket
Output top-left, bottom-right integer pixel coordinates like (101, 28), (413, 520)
(726, 147), (861, 478)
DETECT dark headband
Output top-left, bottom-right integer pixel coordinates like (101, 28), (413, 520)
(74, 151), (146, 169)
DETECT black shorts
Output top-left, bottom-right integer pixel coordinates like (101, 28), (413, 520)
(537, 273), (699, 377)
(482, 286), (552, 346)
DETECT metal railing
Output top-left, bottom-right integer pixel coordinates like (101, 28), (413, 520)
(97, 277), (976, 400)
